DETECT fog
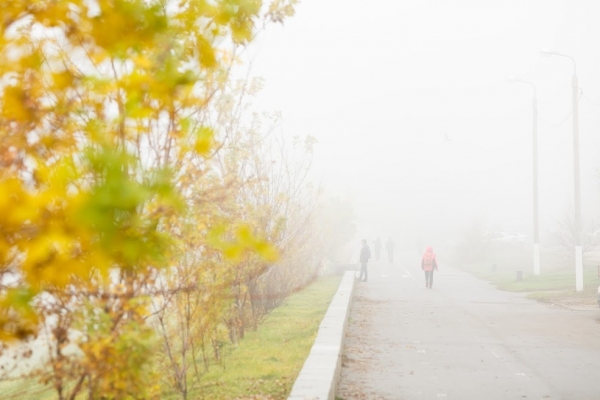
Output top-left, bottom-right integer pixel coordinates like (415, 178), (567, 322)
(246, 0), (600, 258)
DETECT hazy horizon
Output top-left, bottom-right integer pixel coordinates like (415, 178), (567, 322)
(242, 0), (600, 254)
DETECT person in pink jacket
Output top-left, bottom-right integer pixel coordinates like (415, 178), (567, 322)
(421, 246), (438, 289)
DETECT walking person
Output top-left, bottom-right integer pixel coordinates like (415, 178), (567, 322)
(421, 246), (438, 289)
(386, 237), (395, 263)
(358, 239), (371, 282)
(374, 237), (382, 261)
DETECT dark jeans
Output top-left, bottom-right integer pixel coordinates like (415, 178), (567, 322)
(359, 263), (368, 282)
(424, 270), (434, 287)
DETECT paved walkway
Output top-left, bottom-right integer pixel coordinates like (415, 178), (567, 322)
(337, 256), (600, 400)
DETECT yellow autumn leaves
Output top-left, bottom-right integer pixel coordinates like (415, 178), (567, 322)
(0, 0), (300, 397)
(209, 223), (279, 263)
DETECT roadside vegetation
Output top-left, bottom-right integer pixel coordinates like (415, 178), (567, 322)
(194, 274), (342, 400)
(454, 231), (600, 309)
(0, 2), (356, 399)
(0, 274), (342, 399)
(459, 261), (599, 308)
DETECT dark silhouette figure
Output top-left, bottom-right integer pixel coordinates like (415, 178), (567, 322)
(374, 237), (382, 261)
(421, 246), (438, 289)
(386, 237), (395, 263)
(359, 239), (371, 282)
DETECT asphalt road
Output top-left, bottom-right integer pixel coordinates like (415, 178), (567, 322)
(337, 256), (600, 400)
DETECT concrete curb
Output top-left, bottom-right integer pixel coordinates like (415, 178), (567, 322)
(287, 271), (356, 400)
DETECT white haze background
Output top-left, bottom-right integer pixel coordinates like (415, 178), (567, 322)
(245, 0), (600, 256)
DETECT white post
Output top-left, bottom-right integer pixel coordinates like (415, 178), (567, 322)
(575, 245), (583, 291)
(532, 91), (540, 276)
(539, 51), (584, 291)
(533, 243), (540, 276)
(572, 72), (583, 292)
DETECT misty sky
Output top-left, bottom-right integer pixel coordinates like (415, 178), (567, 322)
(245, 0), (600, 246)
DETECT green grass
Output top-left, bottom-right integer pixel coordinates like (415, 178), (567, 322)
(461, 262), (599, 291)
(191, 274), (342, 399)
(0, 377), (55, 400)
(459, 261), (600, 307)
(0, 274), (343, 400)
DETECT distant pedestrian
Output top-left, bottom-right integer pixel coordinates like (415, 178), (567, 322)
(358, 239), (371, 282)
(386, 237), (395, 263)
(421, 246), (438, 289)
(374, 237), (382, 261)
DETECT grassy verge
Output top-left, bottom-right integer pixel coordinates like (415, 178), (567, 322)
(193, 274), (342, 399)
(0, 377), (53, 400)
(459, 262), (600, 308)
(0, 274), (343, 400)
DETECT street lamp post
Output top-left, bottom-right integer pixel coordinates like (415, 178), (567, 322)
(541, 50), (583, 292)
(508, 78), (540, 276)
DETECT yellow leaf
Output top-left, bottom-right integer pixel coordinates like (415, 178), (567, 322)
(2, 85), (32, 122)
(254, 240), (279, 263)
(52, 71), (73, 90)
(236, 224), (253, 246)
(132, 55), (153, 69)
(194, 127), (214, 156)
(223, 245), (242, 261)
(197, 34), (217, 69)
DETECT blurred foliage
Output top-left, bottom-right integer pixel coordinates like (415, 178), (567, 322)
(151, 76), (333, 398)
(0, 0), (306, 399)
